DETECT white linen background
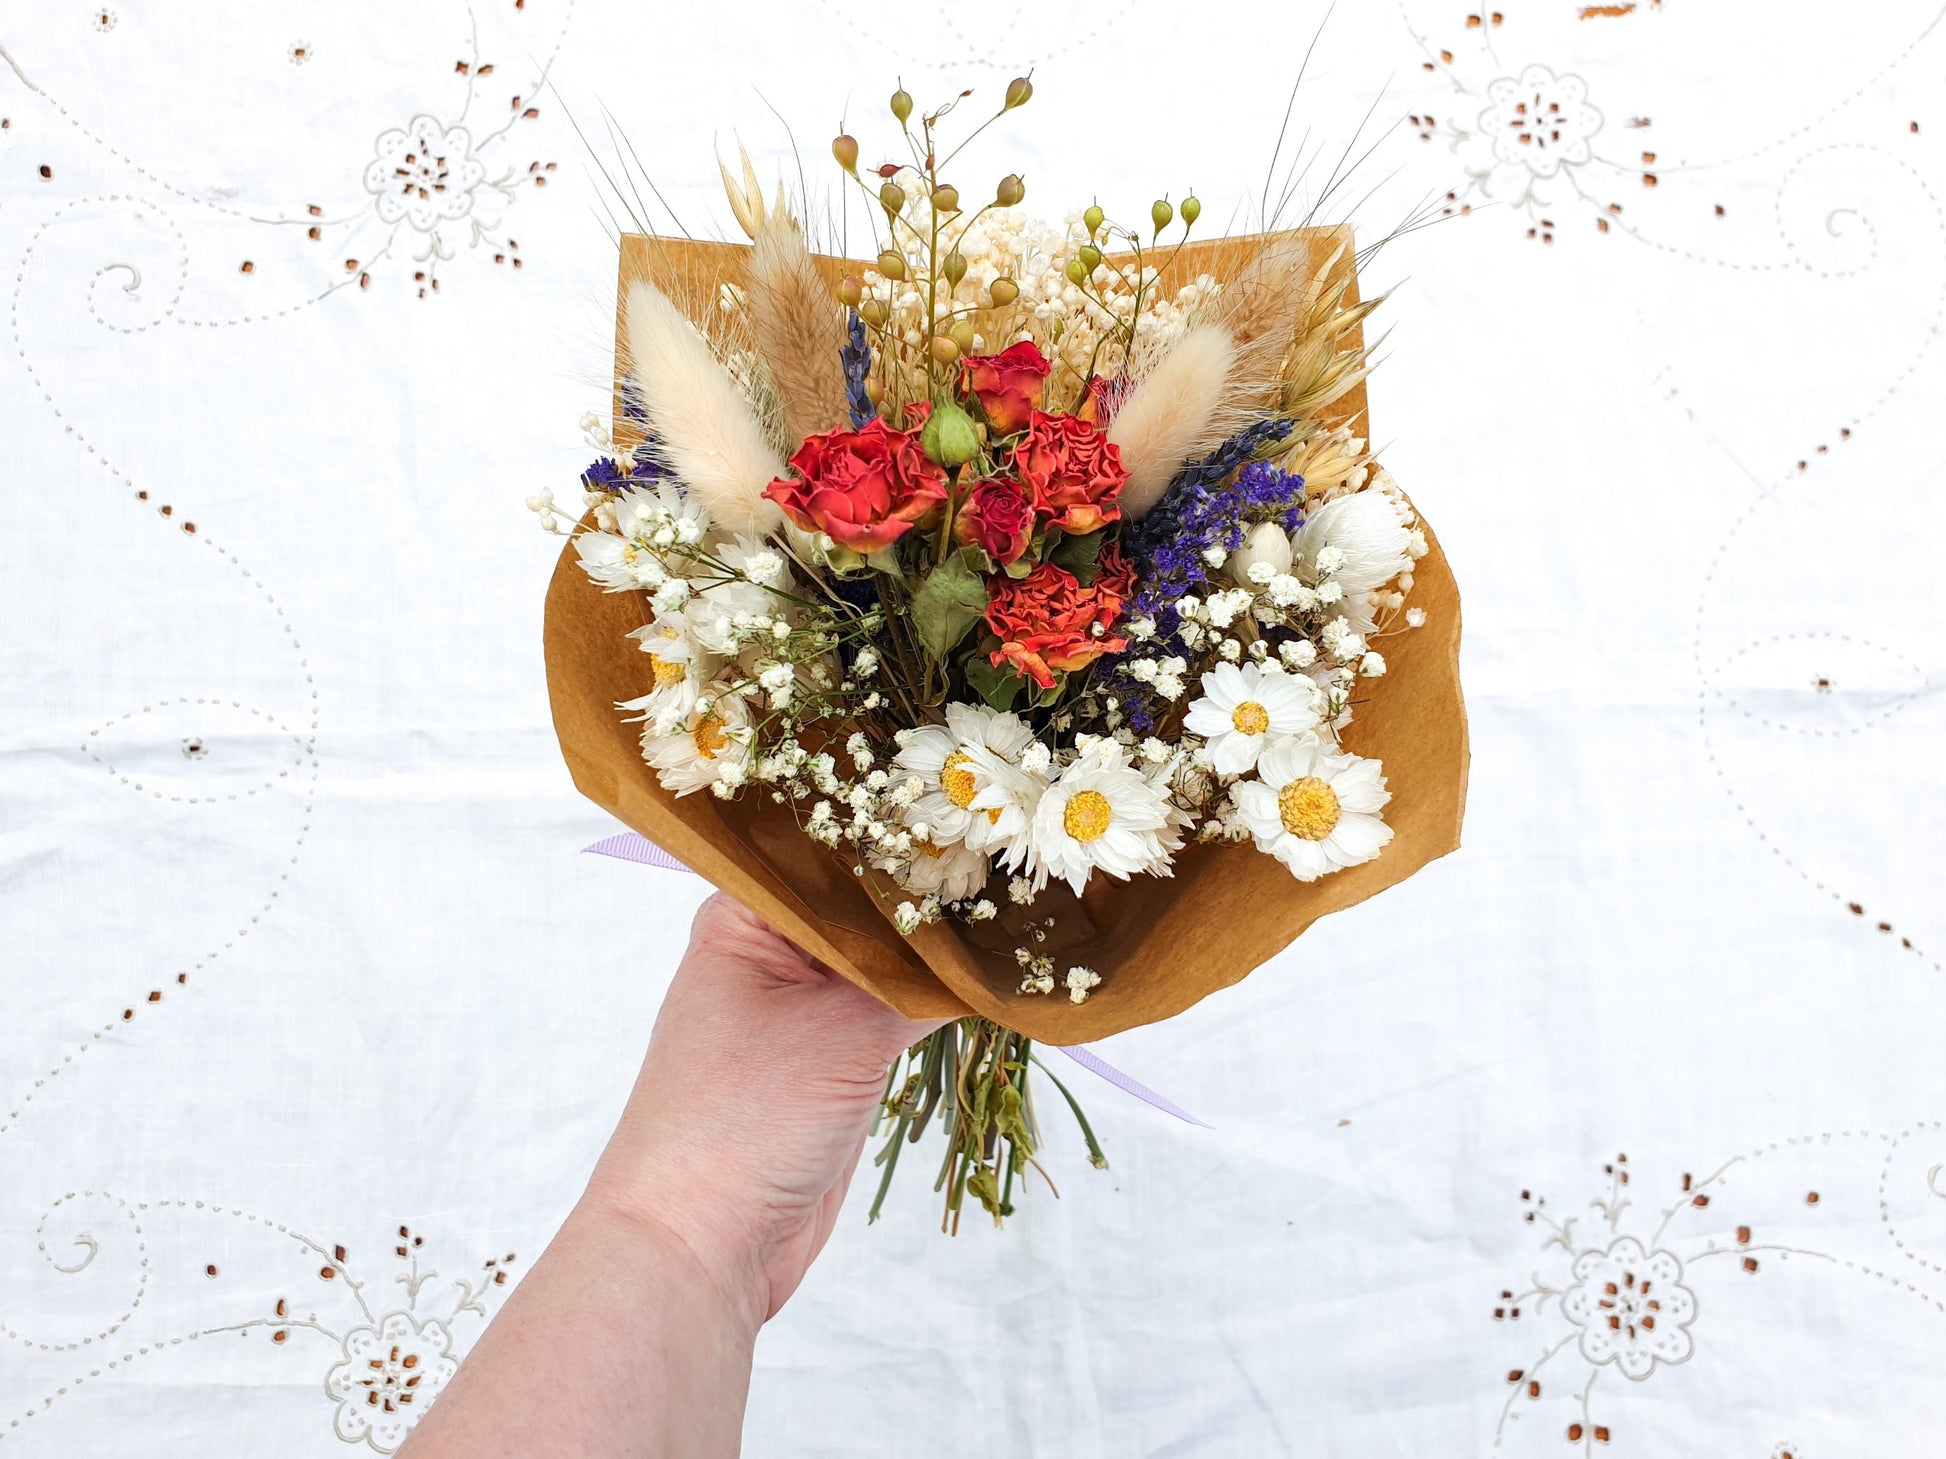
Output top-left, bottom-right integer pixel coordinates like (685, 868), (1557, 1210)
(3, 0), (1943, 1453)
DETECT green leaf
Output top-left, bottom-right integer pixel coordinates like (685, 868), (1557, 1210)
(1050, 529), (1106, 584)
(910, 552), (990, 662)
(964, 649), (1023, 711)
(995, 1083), (1034, 1154)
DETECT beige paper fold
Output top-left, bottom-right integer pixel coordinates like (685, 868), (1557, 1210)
(543, 230), (1468, 1041)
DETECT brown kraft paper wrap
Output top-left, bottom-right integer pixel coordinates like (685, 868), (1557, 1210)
(543, 228), (1469, 1042)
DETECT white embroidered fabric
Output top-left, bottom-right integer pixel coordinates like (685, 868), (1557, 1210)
(3, 2), (1943, 1453)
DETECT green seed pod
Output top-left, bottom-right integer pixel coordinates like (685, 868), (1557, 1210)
(987, 277), (1019, 307)
(831, 134), (860, 174)
(1064, 257), (1087, 285)
(1151, 198), (1174, 234)
(838, 274), (864, 308)
(929, 334), (961, 364)
(942, 251), (968, 288)
(1004, 76), (1033, 111)
(879, 181), (906, 215)
(1180, 193), (1201, 227)
(891, 88), (914, 124)
(859, 297), (889, 327)
(877, 250), (907, 281)
(921, 398), (981, 465)
(931, 184), (960, 213)
(995, 173), (1026, 208)
(948, 318), (977, 353)
(864, 375), (886, 404)
(1078, 243), (1102, 271)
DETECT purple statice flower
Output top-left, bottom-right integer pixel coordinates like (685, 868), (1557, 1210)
(1100, 419), (1306, 732)
(580, 435), (672, 496)
(842, 310), (874, 428)
(620, 371), (649, 426)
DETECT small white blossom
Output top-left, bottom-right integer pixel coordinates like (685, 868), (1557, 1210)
(1280, 639), (1317, 669)
(1405, 606), (1427, 628)
(892, 902), (921, 935)
(1359, 651), (1387, 678)
(1065, 966), (1102, 1004)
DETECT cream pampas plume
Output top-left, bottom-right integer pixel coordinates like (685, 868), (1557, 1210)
(1107, 323), (1239, 519)
(748, 214), (849, 444)
(623, 278), (785, 534)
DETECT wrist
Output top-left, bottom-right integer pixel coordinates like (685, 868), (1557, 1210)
(577, 1164), (771, 1341)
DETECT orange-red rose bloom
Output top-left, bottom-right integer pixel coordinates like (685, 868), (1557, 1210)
(961, 341), (1050, 436)
(983, 544), (1135, 689)
(763, 418), (948, 553)
(1012, 411), (1127, 536)
(953, 477), (1035, 565)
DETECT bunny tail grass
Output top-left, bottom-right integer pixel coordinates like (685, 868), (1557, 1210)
(623, 278), (786, 534)
(749, 215), (849, 445)
(1108, 323), (1239, 519)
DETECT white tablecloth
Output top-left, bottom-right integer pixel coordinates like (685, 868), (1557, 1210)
(4, 1), (1944, 1452)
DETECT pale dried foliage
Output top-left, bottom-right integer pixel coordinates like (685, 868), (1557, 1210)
(1280, 242), (1384, 422)
(1107, 322), (1239, 519)
(623, 278), (785, 534)
(748, 215), (849, 445)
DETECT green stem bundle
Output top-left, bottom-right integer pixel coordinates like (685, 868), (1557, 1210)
(868, 1016), (1107, 1232)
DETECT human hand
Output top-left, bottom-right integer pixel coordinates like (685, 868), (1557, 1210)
(585, 893), (943, 1329)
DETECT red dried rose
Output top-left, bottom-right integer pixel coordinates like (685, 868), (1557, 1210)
(953, 478), (1035, 566)
(961, 341), (1050, 436)
(983, 544), (1134, 689)
(763, 418), (948, 553)
(1012, 411), (1127, 536)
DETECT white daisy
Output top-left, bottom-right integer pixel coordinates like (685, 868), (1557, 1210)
(619, 610), (718, 719)
(896, 703), (1037, 847)
(1023, 741), (1175, 897)
(691, 532), (800, 645)
(615, 481), (710, 553)
(573, 530), (657, 592)
(1292, 487), (1413, 633)
(1181, 661), (1322, 776)
(898, 834), (993, 903)
(640, 684), (752, 797)
(1232, 737), (1392, 882)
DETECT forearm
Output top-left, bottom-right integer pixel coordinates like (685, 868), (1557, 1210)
(399, 1187), (762, 1459)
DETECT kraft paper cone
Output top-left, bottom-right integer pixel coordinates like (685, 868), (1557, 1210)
(544, 229), (1468, 1042)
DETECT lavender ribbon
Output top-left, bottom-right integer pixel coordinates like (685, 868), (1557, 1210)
(583, 830), (1210, 1127)
(583, 830), (691, 873)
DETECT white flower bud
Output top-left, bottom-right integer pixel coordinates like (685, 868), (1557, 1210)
(1226, 521), (1294, 586)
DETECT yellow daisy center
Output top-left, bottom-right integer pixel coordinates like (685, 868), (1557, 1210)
(1231, 700), (1271, 736)
(650, 655), (686, 689)
(1063, 789), (1113, 843)
(693, 713), (729, 760)
(1277, 776), (1340, 841)
(940, 752), (979, 810)
(914, 839), (947, 859)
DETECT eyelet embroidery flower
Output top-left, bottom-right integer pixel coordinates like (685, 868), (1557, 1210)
(1478, 64), (1603, 180)
(324, 1311), (459, 1454)
(363, 116), (489, 233)
(1560, 1236), (1698, 1379)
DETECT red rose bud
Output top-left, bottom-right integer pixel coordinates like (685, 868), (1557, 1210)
(954, 478), (1034, 565)
(763, 418), (948, 554)
(1012, 410), (1127, 534)
(982, 546), (1133, 690)
(960, 340), (1050, 437)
